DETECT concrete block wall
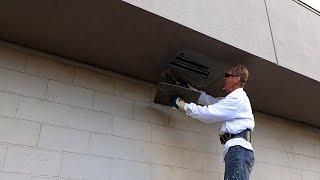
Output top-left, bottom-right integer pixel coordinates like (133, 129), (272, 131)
(0, 43), (319, 180)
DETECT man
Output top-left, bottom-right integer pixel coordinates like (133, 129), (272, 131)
(175, 64), (255, 180)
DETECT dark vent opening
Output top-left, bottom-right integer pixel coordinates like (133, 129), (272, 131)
(169, 55), (209, 78)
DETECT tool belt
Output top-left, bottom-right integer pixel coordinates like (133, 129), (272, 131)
(219, 129), (252, 145)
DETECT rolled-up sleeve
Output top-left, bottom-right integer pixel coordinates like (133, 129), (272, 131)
(184, 96), (239, 124)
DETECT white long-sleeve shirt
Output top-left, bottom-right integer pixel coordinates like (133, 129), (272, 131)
(183, 88), (255, 159)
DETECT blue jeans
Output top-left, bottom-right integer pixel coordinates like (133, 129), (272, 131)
(224, 145), (255, 180)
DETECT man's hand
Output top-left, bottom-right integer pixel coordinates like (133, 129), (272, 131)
(175, 97), (186, 110)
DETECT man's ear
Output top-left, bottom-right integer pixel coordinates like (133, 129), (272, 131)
(234, 76), (241, 84)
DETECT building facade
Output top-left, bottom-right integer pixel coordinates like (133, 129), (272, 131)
(0, 0), (320, 179)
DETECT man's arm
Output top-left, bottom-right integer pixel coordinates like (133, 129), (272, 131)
(197, 91), (224, 106)
(184, 96), (239, 124)
(186, 84), (223, 106)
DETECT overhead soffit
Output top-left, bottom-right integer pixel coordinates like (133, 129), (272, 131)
(0, 0), (319, 128)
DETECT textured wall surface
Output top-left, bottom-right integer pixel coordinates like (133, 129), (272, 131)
(122, 0), (320, 82)
(265, 0), (320, 82)
(123, 0), (277, 63)
(0, 44), (319, 180)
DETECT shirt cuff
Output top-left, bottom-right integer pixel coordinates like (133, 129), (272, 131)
(183, 103), (189, 111)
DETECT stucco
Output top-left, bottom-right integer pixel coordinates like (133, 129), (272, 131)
(265, 0), (320, 81)
(123, 0), (277, 63)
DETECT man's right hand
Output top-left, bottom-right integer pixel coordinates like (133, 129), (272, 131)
(175, 97), (186, 110)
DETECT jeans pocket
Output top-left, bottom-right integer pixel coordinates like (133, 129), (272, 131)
(225, 146), (241, 163)
(245, 152), (255, 173)
(224, 147), (254, 180)
(225, 162), (241, 180)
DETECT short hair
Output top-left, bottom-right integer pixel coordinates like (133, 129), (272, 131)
(229, 65), (249, 86)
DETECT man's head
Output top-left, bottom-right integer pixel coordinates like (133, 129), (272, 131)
(223, 65), (249, 93)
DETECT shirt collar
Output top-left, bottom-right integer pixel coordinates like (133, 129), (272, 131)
(228, 88), (244, 96)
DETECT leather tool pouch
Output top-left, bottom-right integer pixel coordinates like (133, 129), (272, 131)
(219, 129), (251, 145)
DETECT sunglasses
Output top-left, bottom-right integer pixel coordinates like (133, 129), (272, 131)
(224, 73), (236, 78)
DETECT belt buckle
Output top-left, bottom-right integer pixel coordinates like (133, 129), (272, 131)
(245, 131), (251, 142)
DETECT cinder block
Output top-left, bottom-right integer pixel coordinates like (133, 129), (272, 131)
(115, 79), (153, 103)
(169, 147), (202, 170)
(254, 163), (301, 180)
(188, 132), (216, 153)
(0, 68), (48, 98)
(189, 170), (221, 180)
(110, 159), (151, 180)
(315, 146), (320, 158)
(150, 164), (171, 180)
(0, 92), (19, 117)
(253, 117), (316, 156)
(254, 113), (274, 134)
(201, 171), (221, 180)
(4, 147), (61, 176)
(0, 46), (27, 71)
(17, 97), (70, 126)
(247, 159), (259, 179)
(308, 157), (320, 172)
(184, 150), (204, 171)
(251, 129), (284, 151)
(67, 108), (113, 134)
(0, 173), (62, 180)
(255, 146), (289, 167)
(287, 153), (310, 170)
(93, 92), (133, 118)
(295, 127), (320, 145)
(169, 110), (202, 133)
(257, 119), (317, 156)
(113, 116), (151, 141)
(0, 116), (40, 146)
(301, 170), (320, 180)
(89, 133), (114, 158)
(26, 55), (75, 83)
(149, 143), (170, 165)
(17, 97), (113, 133)
(199, 122), (220, 136)
(46, 81), (94, 109)
(27, 175), (65, 180)
(134, 102), (169, 125)
(0, 172), (31, 180)
(282, 138), (316, 157)
(170, 167), (189, 180)
(187, 171), (203, 180)
(202, 153), (223, 173)
(0, 145), (7, 170)
(169, 147), (185, 168)
(31, 177), (64, 180)
(90, 133), (150, 162)
(60, 152), (110, 180)
(151, 125), (189, 148)
(73, 67), (115, 93)
(39, 125), (90, 153)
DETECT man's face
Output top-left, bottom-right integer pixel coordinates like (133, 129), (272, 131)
(223, 71), (240, 92)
